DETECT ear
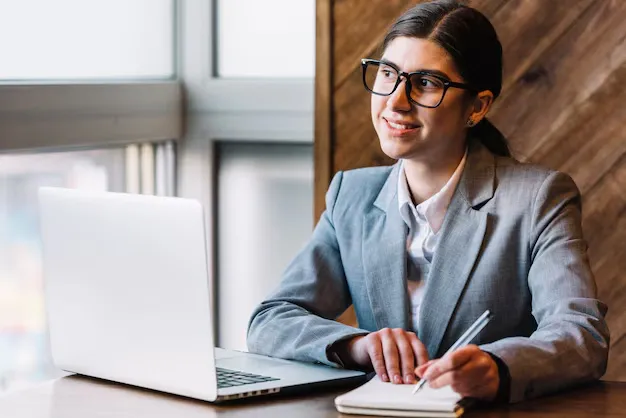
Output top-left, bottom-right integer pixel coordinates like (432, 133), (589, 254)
(466, 90), (494, 127)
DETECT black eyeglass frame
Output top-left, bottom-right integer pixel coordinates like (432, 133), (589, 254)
(361, 58), (478, 108)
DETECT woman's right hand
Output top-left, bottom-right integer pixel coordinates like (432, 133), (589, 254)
(343, 328), (429, 384)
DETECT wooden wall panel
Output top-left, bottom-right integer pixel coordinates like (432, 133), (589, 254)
(315, 0), (626, 380)
(314, 0), (333, 221)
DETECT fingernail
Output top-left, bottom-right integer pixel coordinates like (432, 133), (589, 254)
(381, 373), (389, 382)
(405, 375), (416, 384)
(394, 375), (403, 384)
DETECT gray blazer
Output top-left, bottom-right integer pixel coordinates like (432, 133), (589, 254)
(247, 139), (609, 403)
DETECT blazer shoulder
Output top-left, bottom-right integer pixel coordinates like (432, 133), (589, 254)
(332, 165), (395, 215)
(495, 155), (575, 188)
(493, 156), (580, 210)
(342, 165), (395, 186)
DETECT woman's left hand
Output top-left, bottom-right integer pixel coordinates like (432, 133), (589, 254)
(414, 345), (499, 401)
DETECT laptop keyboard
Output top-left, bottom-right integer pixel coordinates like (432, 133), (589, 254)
(216, 367), (280, 389)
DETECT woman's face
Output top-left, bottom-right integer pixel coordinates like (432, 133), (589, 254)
(371, 36), (473, 162)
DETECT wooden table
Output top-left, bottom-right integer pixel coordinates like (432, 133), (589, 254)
(1, 375), (625, 418)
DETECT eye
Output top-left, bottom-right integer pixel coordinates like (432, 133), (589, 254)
(414, 75), (443, 90)
(378, 66), (396, 79)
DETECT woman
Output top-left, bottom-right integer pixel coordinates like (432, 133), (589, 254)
(247, 0), (609, 403)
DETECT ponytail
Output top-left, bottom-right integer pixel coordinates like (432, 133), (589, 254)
(469, 118), (510, 157)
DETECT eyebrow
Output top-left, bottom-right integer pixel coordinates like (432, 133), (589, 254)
(380, 58), (454, 81)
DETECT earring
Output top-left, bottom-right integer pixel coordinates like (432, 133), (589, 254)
(467, 119), (475, 127)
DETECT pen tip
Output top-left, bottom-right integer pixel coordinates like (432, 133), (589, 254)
(411, 380), (424, 395)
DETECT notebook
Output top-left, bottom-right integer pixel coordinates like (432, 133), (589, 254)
(335, 376), (470, 417)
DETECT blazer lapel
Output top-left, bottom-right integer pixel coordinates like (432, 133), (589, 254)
(362, 162), (411, 331)
(418, 139), (496, 357)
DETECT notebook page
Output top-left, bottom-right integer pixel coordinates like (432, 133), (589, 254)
(335, 376), (462, 412)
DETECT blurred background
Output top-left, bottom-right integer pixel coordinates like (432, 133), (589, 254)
(0, 0), (315, 392)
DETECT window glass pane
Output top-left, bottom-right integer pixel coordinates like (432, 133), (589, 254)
(0, 148), (125, 393)
(216, 143), (313, 350)
(0, 0), (174, 80)
(217, 0), (315, 78)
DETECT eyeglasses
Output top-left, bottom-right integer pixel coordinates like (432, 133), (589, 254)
(361, 59), (477, 108)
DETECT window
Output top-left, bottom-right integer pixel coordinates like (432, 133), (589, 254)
(178, 0), (315, 349)
(216, 0), (315, 78)
(0, 143), (176, 393)
(215, 143), (313, 350)
(0, 149), (125, 391)
(0, 0), (174, 80)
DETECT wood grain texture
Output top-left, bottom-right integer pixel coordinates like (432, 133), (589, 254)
(315, 0), (626, 380)
(314, 0), (333, 221)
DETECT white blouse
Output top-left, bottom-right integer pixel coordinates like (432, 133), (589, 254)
(397, 151), (467, 332)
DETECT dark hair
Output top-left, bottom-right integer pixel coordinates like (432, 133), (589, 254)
(382, 0), (510, 157)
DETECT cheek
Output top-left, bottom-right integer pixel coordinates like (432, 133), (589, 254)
(415, 109), (440, 137)
(422, 102), (464, 133)
(371, 96), (386, 122)
(440, 94), (471, 124)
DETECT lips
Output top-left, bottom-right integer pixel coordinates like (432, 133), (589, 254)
(383, 117), (420, 132)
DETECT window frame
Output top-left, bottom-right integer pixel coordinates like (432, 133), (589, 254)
(178, 0), (314, 141)
(0, 0), (181, 153)
(176, 0), (314, 346)
(0, 83), (182, 153)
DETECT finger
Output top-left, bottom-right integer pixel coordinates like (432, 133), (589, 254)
(429, 349), (492, 391)
(392, 329), (416, 384)
(449, 352), (499, 395)
(428, 359), (474, 390)
(423, 345), (477, 382)
(415, 359), (436, 377)
(407, 333), (429, 366)
(380, 329), (402, 384)
(366, 334), (388, 382)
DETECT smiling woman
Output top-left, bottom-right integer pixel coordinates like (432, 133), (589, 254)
(247, 0), (609, 405)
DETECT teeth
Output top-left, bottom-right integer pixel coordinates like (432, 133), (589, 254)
(388, 121), (416, 129)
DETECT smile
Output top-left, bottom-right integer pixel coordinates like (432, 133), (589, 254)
(384, 118), (420, 132)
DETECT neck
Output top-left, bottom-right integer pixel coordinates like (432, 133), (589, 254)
(403, 144), (466, 205)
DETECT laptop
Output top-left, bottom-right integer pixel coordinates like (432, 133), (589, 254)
(38, 187), (364, 402)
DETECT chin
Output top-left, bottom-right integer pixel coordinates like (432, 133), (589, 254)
(379, 135), (421, 161)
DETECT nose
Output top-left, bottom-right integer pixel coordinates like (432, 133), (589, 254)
(387, 76), (412, 112)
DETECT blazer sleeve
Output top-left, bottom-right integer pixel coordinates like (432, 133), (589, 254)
(247, 171), (369, 366)
(480, 171), (610, 403)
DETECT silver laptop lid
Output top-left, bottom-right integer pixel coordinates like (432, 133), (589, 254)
(39, 187), (218, 402)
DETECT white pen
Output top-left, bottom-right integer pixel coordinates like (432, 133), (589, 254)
(412, 309), (493, 395)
